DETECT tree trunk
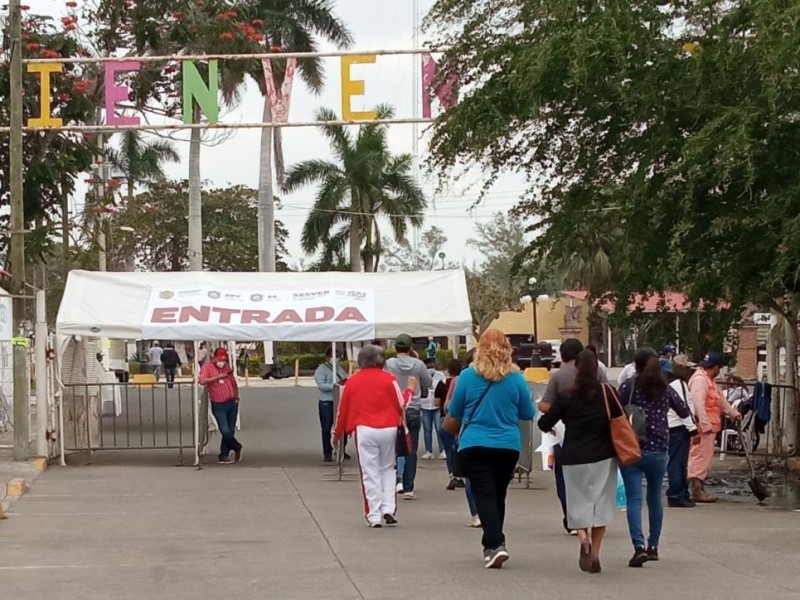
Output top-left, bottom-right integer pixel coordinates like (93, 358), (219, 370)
(257, 99), (276, 272)
(783, 311), (799, 456)
(61, 191), (70, 278)
(349, 225), (362, 272)
(127, 177), (134, 204)
(187, 105), (203, 271)
(767, 312), (782, 451)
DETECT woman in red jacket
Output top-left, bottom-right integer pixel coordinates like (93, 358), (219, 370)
(333, 344), (416, 528)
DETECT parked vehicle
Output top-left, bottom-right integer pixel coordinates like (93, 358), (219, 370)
(507, 334), (555, 370)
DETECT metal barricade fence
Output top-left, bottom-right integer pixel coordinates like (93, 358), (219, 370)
(62, 381), (196, 462)
(718, 380), (799, 460)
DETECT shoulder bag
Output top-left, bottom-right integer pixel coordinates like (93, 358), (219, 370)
(451, 382), (494, 478)
(395, 392), (412, 457)
(602, 383), (642, 466)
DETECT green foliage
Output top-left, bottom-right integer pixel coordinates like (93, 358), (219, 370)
(283, 105), (427, 272)
(0, 14), (96, 262)
(426, 0), (800, 320)
(380, 226), (451, 272)
(108, 180), (289, 271)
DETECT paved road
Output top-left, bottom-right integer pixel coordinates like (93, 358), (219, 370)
(1, 387), (799, 600)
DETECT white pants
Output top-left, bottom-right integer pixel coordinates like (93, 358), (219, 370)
(355, 425), (397, 525)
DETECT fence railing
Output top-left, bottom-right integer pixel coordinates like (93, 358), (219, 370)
(62, 381), (196, 462)
(718, 381), (798, 461)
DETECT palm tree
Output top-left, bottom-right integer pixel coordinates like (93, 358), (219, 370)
(248, 0), (353, 272)
(283, 105), (426, 272)
(106, 131), (180, 202)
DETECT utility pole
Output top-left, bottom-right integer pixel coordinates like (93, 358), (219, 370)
(411, 0), (421, 269)
(9, 0), (30, 462)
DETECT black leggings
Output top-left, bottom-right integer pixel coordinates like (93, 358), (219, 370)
(459, 446), (519, 550)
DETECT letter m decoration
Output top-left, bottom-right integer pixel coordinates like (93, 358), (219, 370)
(421, 54), (458, 119)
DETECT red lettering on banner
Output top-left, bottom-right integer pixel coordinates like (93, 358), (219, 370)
(212, 307), (241, 323)
(152, 307), (179, 323)
(179, 305), (211, 323)
(272, 309), (302, 323)
(241, 310), (271, 324)
(306, 306), (335, 322)
(335, 307), (368, 322)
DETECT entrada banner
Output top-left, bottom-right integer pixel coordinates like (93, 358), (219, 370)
(141, 286), (376, 341)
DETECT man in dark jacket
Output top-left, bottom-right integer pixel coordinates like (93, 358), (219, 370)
(161, 343), (182, 389)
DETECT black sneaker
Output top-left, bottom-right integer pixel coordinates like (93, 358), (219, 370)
(447, 478), (458, 491)
(454, 478), (466, 488)
(646, 547), (659, 561)
(667, 498), (696, 508)
(383, 513), (397, 526)
(629, 547), (649, 568)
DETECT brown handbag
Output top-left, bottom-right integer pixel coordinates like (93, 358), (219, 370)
(602, 383), (642, 466)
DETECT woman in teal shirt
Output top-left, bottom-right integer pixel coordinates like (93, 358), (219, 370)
(445, 329), (535, 569)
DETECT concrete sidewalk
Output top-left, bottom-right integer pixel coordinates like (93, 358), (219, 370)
(0, 387), (798, 600)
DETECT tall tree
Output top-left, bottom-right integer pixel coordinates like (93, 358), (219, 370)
(426, 0), (800, 449)
(381, 226), (449, 272)
(284, 105), (426, 272)
(247, 0), (352, 272)
(108, 179), (289, 272)
(106, 131), (180, 202)
(91, 0), (263, 271)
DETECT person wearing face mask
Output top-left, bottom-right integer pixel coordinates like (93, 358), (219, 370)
(199, 347), (242, 465)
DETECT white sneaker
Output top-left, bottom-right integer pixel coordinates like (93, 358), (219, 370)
(438, 451), (447, 460)
(421, 452), (433, 460)
(467, 515), (482, 528)
(396, 482), (404, 494)
(403, 491), (416, 500)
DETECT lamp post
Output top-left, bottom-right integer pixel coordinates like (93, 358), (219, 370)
(438, 252), (446, 270)
(528, 277), (539, 342)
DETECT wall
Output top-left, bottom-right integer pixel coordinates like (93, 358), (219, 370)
(490, 295), (590, 344)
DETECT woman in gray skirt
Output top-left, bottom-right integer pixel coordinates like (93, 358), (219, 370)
(538, 350), (623, 574)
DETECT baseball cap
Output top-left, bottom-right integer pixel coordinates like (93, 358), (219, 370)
(699, 351), (724, 368)
(660, 344), (677, 355)
(213, 347), (229, 360)
(395, 334), (413, 352)
(673, 354), (696, 368)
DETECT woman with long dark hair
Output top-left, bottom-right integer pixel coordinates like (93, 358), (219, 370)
(618, 348), (692, 567)
(538, 350), (622, 574)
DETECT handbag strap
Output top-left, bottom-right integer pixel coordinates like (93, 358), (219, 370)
(602, 383), (624, 420)
(461, 381), (494, 435)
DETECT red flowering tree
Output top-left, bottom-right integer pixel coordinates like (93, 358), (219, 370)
(0, 13), (97, 267)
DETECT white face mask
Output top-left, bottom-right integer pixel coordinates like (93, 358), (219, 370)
(216, 361), (226, 368)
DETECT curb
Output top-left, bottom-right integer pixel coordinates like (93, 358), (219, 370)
(0, 457), (49, 520)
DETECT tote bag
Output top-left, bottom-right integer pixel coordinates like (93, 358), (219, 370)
(602, 384), (642, 466)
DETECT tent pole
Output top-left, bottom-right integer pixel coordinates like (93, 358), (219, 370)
(193, 340), (201, 468)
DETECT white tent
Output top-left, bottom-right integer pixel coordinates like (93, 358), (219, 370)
(56, 269), (473, 343)
(55, 269), (473, 466)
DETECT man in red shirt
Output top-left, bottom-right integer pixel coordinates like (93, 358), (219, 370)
(199, 347), (242, 464)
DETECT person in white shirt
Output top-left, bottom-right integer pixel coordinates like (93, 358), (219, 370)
(663, 356), (699, 508)
(618, 361), (636, 386)
(421, 358), (447, 459)
(148, 342), (164, 381)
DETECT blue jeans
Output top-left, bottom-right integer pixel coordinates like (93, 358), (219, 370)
(397, 408), (421, 492)
(151, 364), (161, 380)
(421, 408), (444, 454)
(667, 428), (691, 503)
(319, 401), (334, 458)
(465, 478), (478, 516)
(621, 450), (668, 549)
(210, 400), (242, 461)
(439, 428), (457, 475)
(164, 366), (177, 388)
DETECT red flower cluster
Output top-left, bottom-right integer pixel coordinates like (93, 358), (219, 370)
(26, 42), (40, 51)
(58, 93), (72, 102)
(219, 32), (234, 41)
(66, 1), (78, 7)
(270, 45), (282, 53)
(234, 21), (263, 42)
(40, 49), (61, 59)
(73, 80), (94, 92)
(216, 11), (238, 20)
(108, 178), (121, 187)
(251, 19), (264, 27)
(60, 16), (75, 26)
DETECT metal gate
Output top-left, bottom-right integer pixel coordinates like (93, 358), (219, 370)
(62, 381), (196, 462)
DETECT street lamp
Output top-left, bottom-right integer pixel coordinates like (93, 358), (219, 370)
(528, 277), (539, 342)
(438, 252), (446, 270)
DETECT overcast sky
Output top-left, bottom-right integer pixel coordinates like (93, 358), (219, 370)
(23, 0), (528, 269)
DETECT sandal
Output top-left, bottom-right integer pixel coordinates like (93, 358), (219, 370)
(579, 541), (592, 572)
(590, 557), (602, 574)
